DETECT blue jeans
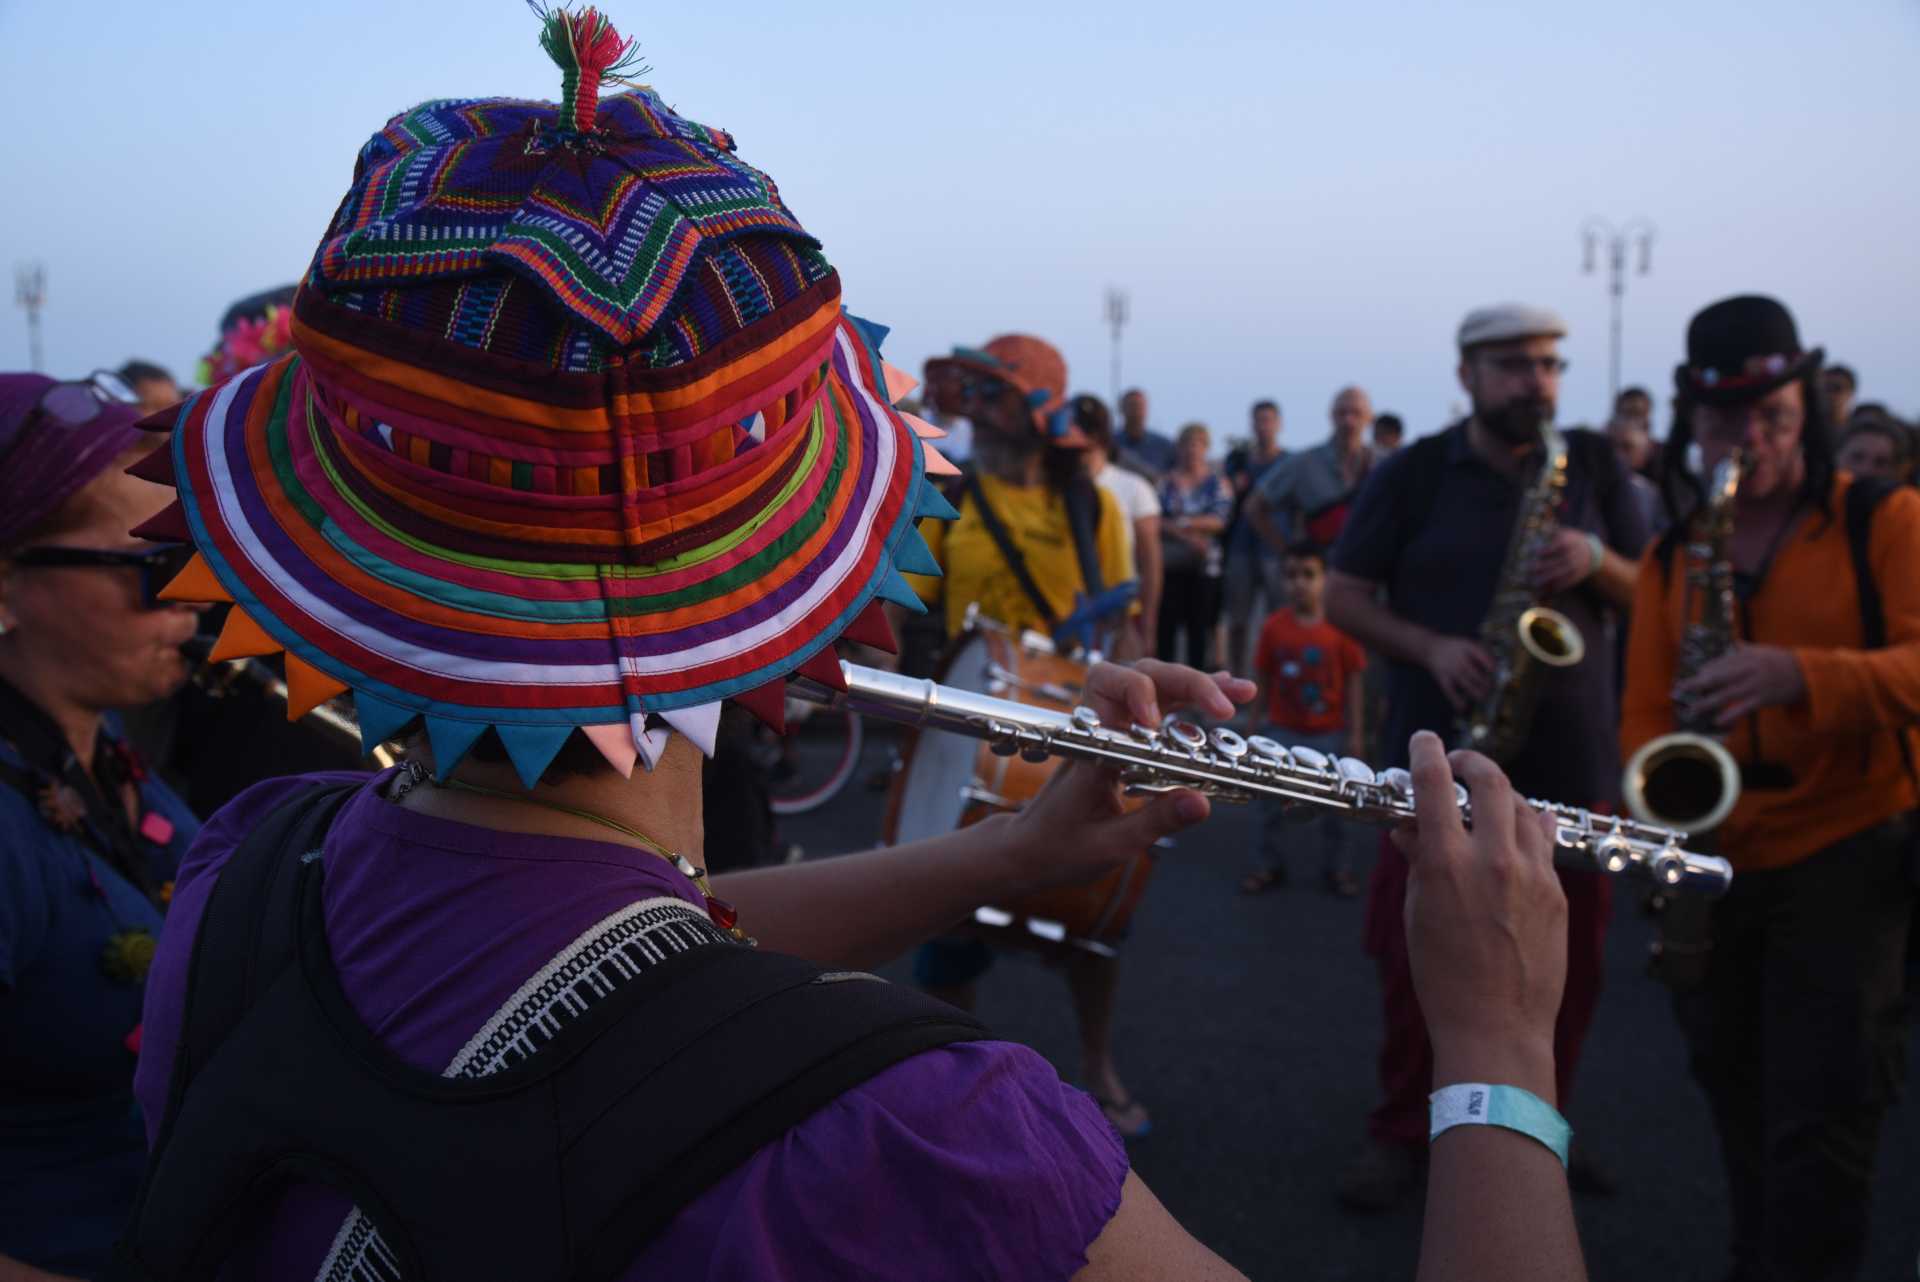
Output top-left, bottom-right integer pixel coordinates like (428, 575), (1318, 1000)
(1255, 725), (1352, 879)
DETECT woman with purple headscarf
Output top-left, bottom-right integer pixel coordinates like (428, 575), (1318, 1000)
(0, 373), (203, 1280)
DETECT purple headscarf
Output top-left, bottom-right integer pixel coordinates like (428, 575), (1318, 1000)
(0, 373), (151, 548)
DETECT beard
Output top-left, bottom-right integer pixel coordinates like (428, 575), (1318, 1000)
(1475, 395), (1556, 445)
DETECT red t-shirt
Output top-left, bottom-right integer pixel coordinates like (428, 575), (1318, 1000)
(1256, 607), (1366, 733)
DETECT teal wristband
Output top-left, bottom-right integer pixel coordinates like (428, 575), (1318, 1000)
(1429, 1083), (1571, 1168)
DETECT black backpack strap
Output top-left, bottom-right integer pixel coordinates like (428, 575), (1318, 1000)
(1843, 478), (1917, 788)
(961, 470), (1059, 630)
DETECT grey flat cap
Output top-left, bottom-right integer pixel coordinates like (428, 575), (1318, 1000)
(1457, 303), (1569, 349)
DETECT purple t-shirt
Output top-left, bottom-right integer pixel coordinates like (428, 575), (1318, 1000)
(135, 772), (1127, 1280)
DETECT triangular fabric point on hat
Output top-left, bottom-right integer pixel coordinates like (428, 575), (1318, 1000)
(902, 413), (946, 441)
(845, 312), (890, 352)
(631, 714), (673, 773)
(133, 403), (184, 434)
(157, 553), (234, 605)
(875, 566), (928, 614)
(658, 701), (722, 758)
(916, 478), (961, 523)
(797, 648), (848, 692)
(131, 499), (192, 544)
(892, 525), (941, 577)
(494, 723), (576, 790)
(208, 608), (281, 663)
(126, 441), (177, 486)
(284, 655), (350, 721)
(841, 599), (898, 654)
(920, 442), (961, 477)
(882, 363), (920, 405)
(731, 678), (787, 733)
(582, 722), (638, 778)
(352, 691), (416, 759)
(425, 715), (491, 778)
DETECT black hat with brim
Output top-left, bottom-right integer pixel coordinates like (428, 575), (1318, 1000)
(1675, 294), (1823, 406)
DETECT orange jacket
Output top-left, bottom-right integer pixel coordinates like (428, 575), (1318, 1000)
(1621, 475), (1920, 870)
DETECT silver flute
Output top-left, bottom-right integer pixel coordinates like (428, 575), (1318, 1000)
(799, 660), (1733, 897)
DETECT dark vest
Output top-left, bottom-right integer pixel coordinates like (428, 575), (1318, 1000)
(112, 784), (986, 1281)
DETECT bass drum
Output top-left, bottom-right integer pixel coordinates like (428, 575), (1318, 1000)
(882, 622), (1154, 958)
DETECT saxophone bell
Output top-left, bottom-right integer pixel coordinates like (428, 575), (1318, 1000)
(1516, 605), (1585, 669)
(1623, 731), (1741, 835)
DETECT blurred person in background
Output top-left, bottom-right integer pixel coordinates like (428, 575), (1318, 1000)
(1156, 422), (1232, 669)
(0, 374), (201, 1281)
(1613, 385), (1654, 429)
(1371, 412), (1404, 454)
(1080, 395), (1162, 655)
(1326, 304), (1647, 1212)
(1247, 385), (1376, 558)
(1835, 414), (1910, 485)
(1222, 399), (1287, 679)
(112, 363), (181, 419)
(1623, 296), (1919, 1282)
(1821, 362), (1857, 427)
(1114, 386), (1177, 483)
(1606, 413), (1667, 534)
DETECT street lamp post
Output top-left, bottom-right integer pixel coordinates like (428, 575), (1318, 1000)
(14, 263), (47, 373)
(1104, 287), (1130, 408)
(1580, 218), (1655, 406)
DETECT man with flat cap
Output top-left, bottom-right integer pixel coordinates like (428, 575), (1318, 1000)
(1621, 295), (1920, 1281)
(1324, 303), (1650, 1209)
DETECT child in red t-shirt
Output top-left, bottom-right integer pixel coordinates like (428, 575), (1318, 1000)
(1241, 542), (1367, 897)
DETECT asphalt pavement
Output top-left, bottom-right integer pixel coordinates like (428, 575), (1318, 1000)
(779, 723), (1920, 1282)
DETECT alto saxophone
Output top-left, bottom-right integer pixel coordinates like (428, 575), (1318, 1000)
(1622, 451), (1744, 833)
(797, 660), (1733, 896)
(1457, 416), (1586, 763)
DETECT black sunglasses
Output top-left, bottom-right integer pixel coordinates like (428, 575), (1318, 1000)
(9, 543), (198, 609)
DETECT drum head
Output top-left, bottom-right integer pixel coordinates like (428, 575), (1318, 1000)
(890, 634), (994, 846)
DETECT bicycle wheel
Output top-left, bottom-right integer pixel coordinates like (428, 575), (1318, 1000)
(768, 706), (865, 816)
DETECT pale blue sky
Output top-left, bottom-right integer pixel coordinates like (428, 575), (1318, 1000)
(4, 0), (1916, 445)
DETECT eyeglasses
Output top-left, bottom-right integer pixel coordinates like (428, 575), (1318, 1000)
(956, 373), (1016, 406)
(1481, 355), (1570, 378)
(8, 543), (198, 609)
(1695, 402), (1804, 445)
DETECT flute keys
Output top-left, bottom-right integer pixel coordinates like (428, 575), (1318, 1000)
(1164, 719), (1208, 752)
(1335, 757), (1376, 785)
(1247, 736), (1290, 766)
(1379, 768), (1413, 797)
(1289, 746), (1330, 773)
(1071, 705), (1102, 731)
(1210, 727), (1249, 760)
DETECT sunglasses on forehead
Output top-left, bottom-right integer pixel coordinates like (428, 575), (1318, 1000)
(9, 543), (198, 609)
(1, 371), (141, 460)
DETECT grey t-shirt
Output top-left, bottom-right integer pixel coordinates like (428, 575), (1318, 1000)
(1255, 439), (1371, 545)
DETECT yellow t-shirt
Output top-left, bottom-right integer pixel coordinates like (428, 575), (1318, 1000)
(907, 474), (1134, 638)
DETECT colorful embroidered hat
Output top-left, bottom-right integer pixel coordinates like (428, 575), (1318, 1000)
(133, 6), (960, 783)
(923, 334), (1088, 447)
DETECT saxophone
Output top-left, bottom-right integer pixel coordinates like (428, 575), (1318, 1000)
(1622, 451), (1744, 833)
(1457, 416), (1586, 763)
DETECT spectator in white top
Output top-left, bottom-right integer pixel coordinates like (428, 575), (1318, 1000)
(1077, 394), (1162, 655)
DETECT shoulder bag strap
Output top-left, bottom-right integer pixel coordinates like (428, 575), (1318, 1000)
(961, 470), (1059, 630)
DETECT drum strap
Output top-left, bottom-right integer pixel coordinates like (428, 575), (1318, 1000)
(960, 471), (1107, 631)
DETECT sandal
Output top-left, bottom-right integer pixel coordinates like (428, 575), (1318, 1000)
(1093, 1092), (1153, 1140)
(1240, 869), (1285, 895)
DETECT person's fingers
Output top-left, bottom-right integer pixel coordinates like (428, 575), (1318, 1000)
(1083, 662), (1162, 727)
(1209, 670), (1259, 707)
(1406, 731), (1464, 859)
(1131, 658), (1239, 720)
(1465, 645), (1498, 677)
(1101, 788), (1211, 851)
(1717, 696), (1756, 727)
(1526, 803), (1558, 863)
(1448, 748), (1516, 854)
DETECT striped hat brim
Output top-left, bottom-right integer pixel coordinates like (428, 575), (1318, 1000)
(137, 309), (958, 784)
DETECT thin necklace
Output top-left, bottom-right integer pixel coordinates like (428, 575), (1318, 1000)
(391, 762), (751, 945)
